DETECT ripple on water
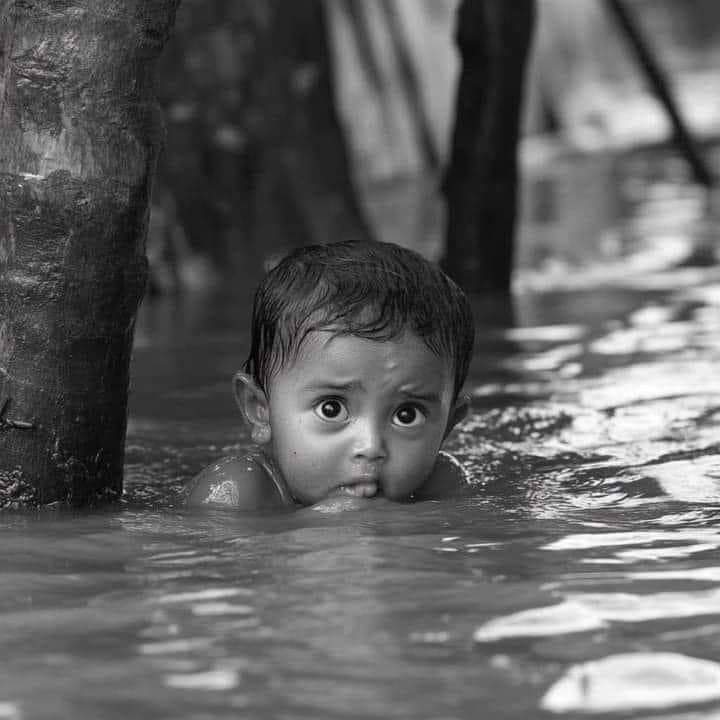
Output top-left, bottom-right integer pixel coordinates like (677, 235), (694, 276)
(138, 637), (214, 656)
(0, 703), (21, 720)
(474, 587), (720, 642)
(541, 652), (720, 713)
(150, 588), (253, 604)
(190, 602), (254, 616)
(590, 322), (698, 355)
(502, 325), (587, 343)
(642, 456), (720, 503)
(626, 567), (720, 582)
(508, 343), (584, 373)
(576, 360), (720, 412)
(473, 600), (606, 642)
(164, 668), (240, 691)
(542, 528), (720, 551)
(566, 588), (720, 623)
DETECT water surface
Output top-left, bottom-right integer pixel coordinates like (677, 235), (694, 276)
(2, 149), (720, 719)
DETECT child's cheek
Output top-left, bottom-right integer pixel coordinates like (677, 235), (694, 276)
(293, 416), (330, 462)
(405, 438), (444, 484)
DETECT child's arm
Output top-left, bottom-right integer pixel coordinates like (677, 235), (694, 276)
(185, 455), (287, 510)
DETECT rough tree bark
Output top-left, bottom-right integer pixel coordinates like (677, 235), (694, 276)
(0, 0), (179, 506)
(443, 0), (535, 293)
(251, 0), (374, 262)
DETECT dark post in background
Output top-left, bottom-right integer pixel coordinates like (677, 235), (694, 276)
(443, 0), (536, 293)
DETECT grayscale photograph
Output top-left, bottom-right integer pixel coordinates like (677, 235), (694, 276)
(2, 1), (720, 717)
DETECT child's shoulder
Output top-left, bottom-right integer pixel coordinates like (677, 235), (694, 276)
(185, 452), (293, 510)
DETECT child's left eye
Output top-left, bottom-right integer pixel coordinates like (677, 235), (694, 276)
(313, 398), (349, 422)
(392, 405), (426, 428)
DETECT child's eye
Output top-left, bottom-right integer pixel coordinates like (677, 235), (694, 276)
(313, 398), (349, 422)
(392, 404), (426, 428)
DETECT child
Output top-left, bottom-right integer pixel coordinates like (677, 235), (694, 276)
(186, 240), (475, 510)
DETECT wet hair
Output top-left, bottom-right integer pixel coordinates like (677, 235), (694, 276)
(244, 240), (475, 399)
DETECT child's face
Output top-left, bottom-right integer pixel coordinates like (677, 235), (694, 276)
(261, 331), (459, 505)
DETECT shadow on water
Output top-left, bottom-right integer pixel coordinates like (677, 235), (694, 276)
(2, 145), (720, 718)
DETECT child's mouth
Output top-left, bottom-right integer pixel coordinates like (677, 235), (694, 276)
(335, 480), (379, 498)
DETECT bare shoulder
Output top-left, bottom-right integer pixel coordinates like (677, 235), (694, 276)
(414, 451), (470, 500)
(185, 455), (288, 511)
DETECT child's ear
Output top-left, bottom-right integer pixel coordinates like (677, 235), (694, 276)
(444, 394), (469, 439)
(233, 372), (272, 445)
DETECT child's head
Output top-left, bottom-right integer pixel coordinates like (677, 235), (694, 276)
(235, 240), (475, 504)
(245, 240), (474, 398)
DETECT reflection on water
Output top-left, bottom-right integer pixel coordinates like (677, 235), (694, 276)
(541, 652), (720, 714)
(3, 149), (720, 718)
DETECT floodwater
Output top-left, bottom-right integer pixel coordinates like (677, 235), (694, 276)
(3, 147), (720, 719)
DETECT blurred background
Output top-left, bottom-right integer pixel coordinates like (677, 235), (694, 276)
(147, 0), (720, 294)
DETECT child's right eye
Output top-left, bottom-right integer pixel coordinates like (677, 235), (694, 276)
(313, 398), (349, 423)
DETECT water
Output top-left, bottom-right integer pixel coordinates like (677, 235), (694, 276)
(3, 149), (720, 719)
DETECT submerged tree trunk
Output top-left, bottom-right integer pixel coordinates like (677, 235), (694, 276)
(251, 0), (374, 263)
(443, 0), (535, 293)
(0, 0), (179, 506)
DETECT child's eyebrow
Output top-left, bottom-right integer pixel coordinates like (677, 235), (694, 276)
(303, 382), (442, 404)
(399, 389), (442, 404)
(304, 380), (364, 393)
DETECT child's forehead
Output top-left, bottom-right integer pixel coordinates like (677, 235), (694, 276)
(282, 329), (453, 383)
(298, 327), (428, 357)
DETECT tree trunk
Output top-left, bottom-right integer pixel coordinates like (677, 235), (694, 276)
(0, 0), (179, 506)
(251, 0), (374, 264)
(442, 0), (535, 293)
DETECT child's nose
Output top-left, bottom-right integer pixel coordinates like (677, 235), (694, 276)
(352, 419), (387, 461)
